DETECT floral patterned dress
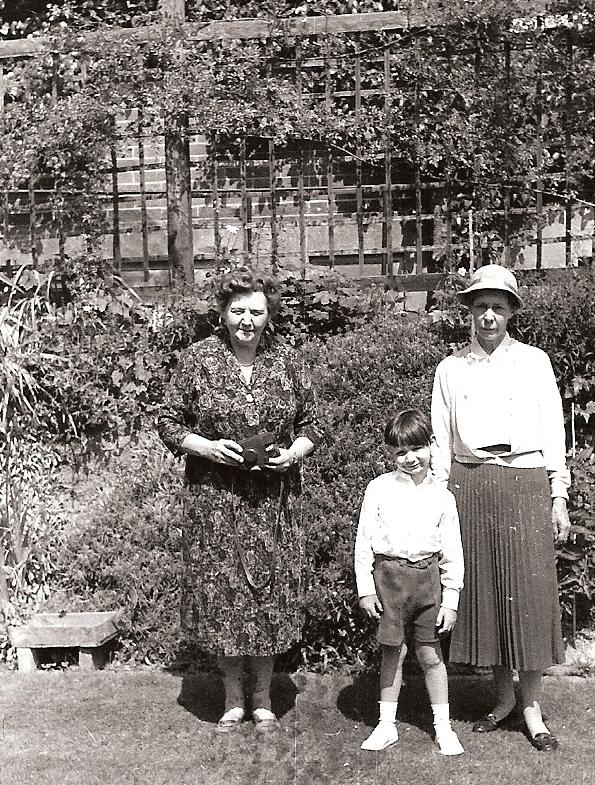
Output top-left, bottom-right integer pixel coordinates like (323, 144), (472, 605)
(157, 332), (322, 656)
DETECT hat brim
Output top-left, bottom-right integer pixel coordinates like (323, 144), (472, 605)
(457, 282), (523, 310)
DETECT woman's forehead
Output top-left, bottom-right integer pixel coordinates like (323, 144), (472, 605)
(471, 290), (512, 306)
(228, 290), (268, 308)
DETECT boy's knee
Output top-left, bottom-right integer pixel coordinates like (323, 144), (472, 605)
(415, 642), (443, 670)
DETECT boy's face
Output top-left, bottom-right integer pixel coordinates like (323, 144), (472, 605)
(394, 443), (431, 479)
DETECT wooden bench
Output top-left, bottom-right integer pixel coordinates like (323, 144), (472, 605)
(8, 612), (120, 672)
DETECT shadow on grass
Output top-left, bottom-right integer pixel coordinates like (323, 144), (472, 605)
(336, 669), (527, 734)
(177, 671), (299, 724)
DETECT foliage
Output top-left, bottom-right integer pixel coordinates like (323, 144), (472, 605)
(2, 265), (594, 666)
(46, 438), (185, 665)
(46, 308), (446, 667)
(0, 438), (68, 660)
(298, 310), (447, 669)
(1, 2), (595, 270)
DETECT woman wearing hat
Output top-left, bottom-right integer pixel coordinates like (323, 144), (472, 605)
(431, 264), (571, 751)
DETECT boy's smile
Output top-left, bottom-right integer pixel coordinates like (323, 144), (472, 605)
(394, 444), (431, 483)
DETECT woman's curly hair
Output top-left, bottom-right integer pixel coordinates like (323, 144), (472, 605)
(213, 267), (281, 318)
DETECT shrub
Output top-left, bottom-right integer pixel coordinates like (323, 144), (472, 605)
(0, 438), (68, 661)
(48, 308), (445, 668)
(48, 438), (186, 665)
(298, 311), (447, 670)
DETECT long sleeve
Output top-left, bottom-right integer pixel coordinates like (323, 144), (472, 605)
(431, 361), (453, 485)
(430, 339), (571, 499)
(290, 351), (323, 446)
(156, 348), (197, 456)
(538, 352), (571, 499)
(354, 486), (377, 598)
(437, 491), (464, 611)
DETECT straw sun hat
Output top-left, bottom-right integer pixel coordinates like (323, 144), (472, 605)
(456, 264), (523, 309)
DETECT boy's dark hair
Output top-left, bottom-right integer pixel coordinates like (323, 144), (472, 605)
(384, 409), (432, 448)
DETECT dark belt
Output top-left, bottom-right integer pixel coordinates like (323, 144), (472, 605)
(479, 444), (511, 455)
(376, 553), (439, 570)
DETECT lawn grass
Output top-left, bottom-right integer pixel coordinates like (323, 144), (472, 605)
(0, 668), (593, 785)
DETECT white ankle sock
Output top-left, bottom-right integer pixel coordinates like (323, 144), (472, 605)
(524, 705), (549, 737)
(379, 700), (398, 723)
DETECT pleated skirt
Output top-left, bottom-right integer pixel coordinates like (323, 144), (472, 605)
(448, 462), (564, 671)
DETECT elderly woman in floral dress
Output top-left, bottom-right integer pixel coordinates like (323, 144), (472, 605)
(157, 267), (322, 733)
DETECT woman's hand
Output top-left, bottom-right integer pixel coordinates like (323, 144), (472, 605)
(208, 439), (244, 465)
(265, 436), (316, 472)
(266, 447), (296, 472)
(181, 433), (243, 465)
(552, 497), (571, 543)
(359, 594), (383, 620)
(436, 607), (457, 633)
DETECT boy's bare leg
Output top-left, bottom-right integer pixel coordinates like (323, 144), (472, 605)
(380, 642), (407, 702)
(416, 641), (448, 704)
(361, 644), (405, 751)
(416, 642), (464, 755)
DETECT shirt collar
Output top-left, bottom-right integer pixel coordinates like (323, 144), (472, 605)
(468, 332), (514, 360)
(393, 469), (434, 486)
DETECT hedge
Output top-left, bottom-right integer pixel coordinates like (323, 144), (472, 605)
(2, 265), (594, 667)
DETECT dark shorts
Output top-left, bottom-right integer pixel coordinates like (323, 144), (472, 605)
(373, 554), (442, 648)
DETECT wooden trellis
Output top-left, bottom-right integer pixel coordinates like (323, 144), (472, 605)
(1, 1), (593, 291)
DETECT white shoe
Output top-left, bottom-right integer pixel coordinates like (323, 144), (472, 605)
(216, 706), (245, 733)
(361, 721), (399, 751)
(435, 726), (464, 756)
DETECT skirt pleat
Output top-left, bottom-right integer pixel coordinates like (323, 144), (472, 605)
(448, 462), (564, 671)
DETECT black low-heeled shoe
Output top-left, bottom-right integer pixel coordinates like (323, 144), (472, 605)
(472, 713), (501, 733)
(530, 732), (559, 752)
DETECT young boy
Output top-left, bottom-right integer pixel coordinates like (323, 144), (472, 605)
(354, 409), (465, 755)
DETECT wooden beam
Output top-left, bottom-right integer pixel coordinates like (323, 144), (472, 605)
(164, 113), (194, 285)
(160, 0), (185, 23)
(0, 6), (552, 59)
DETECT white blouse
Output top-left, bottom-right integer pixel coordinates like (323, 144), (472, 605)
(354, 470), (464, 610)
(431, 334), (571, 499)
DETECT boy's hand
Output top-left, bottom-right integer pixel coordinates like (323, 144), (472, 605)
(436, 607), (457, 633)
(359, 594), (383, 620)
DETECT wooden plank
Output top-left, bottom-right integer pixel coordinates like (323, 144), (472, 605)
(239, 136), (250, 262)
(8, 612), (119, 649)
(164, 112), (194, 283)
(0, 7), (554, 58)
(383, 47), (393, 276)
(503, 41), (511, 264)
(535, 19), (544, 270)
(28, 174), (38, 268)
(268, 139), (279, 274)
(296, 40), (307, 278)
(325, 38), (335, 270)
(110, 140), (122, 273)
(160, 0), (186, 22)
(354, 44), (365, 276)
(564, 30), (573, 267)
(137, 110), (150, 282)
(0, 14), (411, 61)
(358, 272), (448, 291)
(209, 135), (222, 267)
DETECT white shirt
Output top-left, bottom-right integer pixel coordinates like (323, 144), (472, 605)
(354, 470), (464, 611)
(431, 335), (571, 499)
